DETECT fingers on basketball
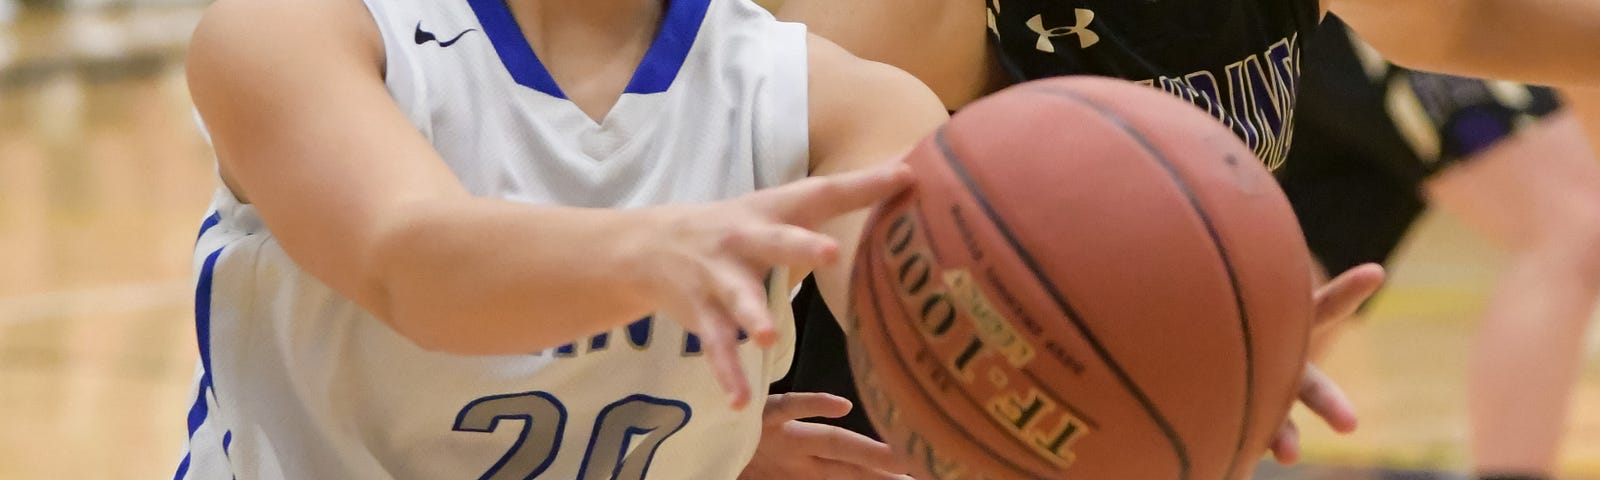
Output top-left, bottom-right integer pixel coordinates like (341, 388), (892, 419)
(757, 162), (912, 227)
(720, 223), (839, 271)
(1269, 419), (1301, 464)
(1313, 263), (1386, 326)
(790, 421), (909, 474)
(765, 392), (854, 422)
(1299, 365), (1358, 433)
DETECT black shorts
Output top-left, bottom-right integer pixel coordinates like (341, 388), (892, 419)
(772, 275), (880, 436)
(1279, 16), (1561, 274)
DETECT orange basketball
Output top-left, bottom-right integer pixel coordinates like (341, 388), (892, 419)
(845, 76), (1314, 480)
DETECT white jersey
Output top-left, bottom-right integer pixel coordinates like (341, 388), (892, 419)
(175, 0), (809, 478)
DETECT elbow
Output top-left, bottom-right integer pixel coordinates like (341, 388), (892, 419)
(384, 307), (475, 354)
(359, 210), (473, 354)
(385, 308), (547, 356)
(357, 263), (461, 354)
(363, 241), (528, 356)
(373, 287), (509, 355)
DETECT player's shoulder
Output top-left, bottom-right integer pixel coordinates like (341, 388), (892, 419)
(805, 33), (947, 138)
(806, 34), (935, 101)
(804, 33), (947, 171)
(189, 0), (382, 77)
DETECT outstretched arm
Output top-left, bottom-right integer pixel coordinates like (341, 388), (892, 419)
(189, 0), (908, 408)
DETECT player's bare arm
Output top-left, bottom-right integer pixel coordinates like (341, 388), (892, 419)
(778, 0), (999, 110)
(739, 34), (945, 480)
(187, 0), (906, 409)
(804, 34), (950, 321)
(1328, 0), (1600, 87)
(1329, 0), (1600, 152)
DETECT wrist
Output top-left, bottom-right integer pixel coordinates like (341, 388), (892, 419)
(602, 207), (671, 309)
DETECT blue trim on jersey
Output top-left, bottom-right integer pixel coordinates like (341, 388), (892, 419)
(183, 381), (210, 444)
(464, 0), (710, 97)
(194, 247), (224, 400)
(625, 0), (711, 95)
(464, 0), (566, 98)
(174, 245), (226, 480)
(196, 212), (220, 243)
(172, 454), (190, 480)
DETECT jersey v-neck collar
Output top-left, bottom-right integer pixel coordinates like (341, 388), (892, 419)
(464, 0), (712, 99)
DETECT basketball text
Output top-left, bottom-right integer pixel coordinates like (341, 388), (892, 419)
(881, 209), (1091, 469)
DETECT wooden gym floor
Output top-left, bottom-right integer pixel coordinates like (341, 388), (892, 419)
(0, 3), (1596, 479)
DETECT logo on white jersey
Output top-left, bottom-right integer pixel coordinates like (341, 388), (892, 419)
(1027, 9), (1100, 52)
(414, 21), (478, 47)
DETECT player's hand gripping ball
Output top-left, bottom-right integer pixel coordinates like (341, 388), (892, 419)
(845, 76), (1315, 480)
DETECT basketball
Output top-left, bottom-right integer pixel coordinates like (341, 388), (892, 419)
(845, 76), (1315, 480)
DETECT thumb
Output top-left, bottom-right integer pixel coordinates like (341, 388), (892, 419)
(763, 392), (854, 423)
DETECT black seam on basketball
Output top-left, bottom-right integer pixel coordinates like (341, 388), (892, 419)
(904, 197), (1105, 439)
(861, 240), (1038, 478)
(1021, 85), (1261, 480)
(933, 127), (1194, 480)
(912, 196), (1104, 430)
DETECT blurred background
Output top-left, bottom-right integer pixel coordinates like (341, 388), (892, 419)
(0, 0), (1597, 478)
(1, 0), (210, 478)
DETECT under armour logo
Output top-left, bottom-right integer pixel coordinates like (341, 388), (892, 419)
(1027, 9), (1100, 52)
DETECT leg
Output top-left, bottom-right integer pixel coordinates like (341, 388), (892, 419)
(1424, 113), (1600, 477)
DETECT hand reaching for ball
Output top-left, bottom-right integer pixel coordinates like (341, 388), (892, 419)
(1267, 263), (1386, 464)
(739, 393), (914, 480)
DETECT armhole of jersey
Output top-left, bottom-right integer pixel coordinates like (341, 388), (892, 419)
(356, 0), (397, 84)
(754, 21), (809, 379)
(755, 21), (811, 191)
(357, 0), (429, 135)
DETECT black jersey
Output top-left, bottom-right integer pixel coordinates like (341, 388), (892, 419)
(784, 0), (1323, 441)
(987, 0), (1321, 169)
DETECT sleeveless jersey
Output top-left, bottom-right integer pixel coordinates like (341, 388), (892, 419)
(174, 1), (809, 478)
(985, 0), (1321, 169)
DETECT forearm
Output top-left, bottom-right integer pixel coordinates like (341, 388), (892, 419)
(1336, 0), (1600, 87)
(368, 198), (656, 355)
(1454, 0), (1600, 86)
